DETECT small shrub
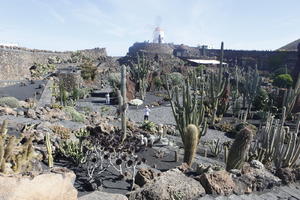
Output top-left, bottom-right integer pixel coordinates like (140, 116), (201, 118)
(51, 126), (71, 139)
(167, 72), (184, 86)
(273, 74), (293, 88)
(0, 97), (20, 108)
(153, 76), (163, 90)
(64, 106), (85, 122)
(80, 61), (97, 81)
(108, 73), (121, 90)
(218, 123), (234, 133)
(141, 121), (156, 132)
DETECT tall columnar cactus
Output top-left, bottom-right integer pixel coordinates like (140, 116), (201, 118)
(0, 120), (8, 135)
(207, 42), (229, 126)
(166, 72), (207, 146)
(232, 65), (241, 117)
(45, 132), (53, 168)
(253, 106), (300, 168)
(282, 73), (300, 117)
(240, 66), (260, 122)
(118, 65), (128, 143)
(183, 124), (199, 166)
(226, 128), (253, 171)
(130, 53), (150, 100)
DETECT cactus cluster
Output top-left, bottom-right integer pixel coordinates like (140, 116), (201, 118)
(167, 72), (207, 146)
(130, 53), (150, 100)
(207, 42), (229, 126)
(251, 107), (300, 168)
(0, 121), (36, 174)
(239, 66), (260, 122)
(206, 139), (222, 157)
(282, 73), (300, 117)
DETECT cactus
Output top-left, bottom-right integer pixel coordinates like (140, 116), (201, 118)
(45, 132), (53, 168)
(249, 106), (300, 168)
(273, 125), (300, 168)
(282, 73), (300, 117)
(207, 139), (222, 157)
(117, 65), (128, 143)
(12, 136), (35, 173)
(226, 128), (253, 171)
(207, 42), (229, 126)
(59, 85), (68, 106)
(223, 145), (228, 164)
(239, 66), (260, 122)
(183, 124), (199, 166)
(0, 120), (8, 135)
(130, 53), (150, 100)
(166, 71), (207, 146)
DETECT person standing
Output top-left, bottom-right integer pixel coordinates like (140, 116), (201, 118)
(144, 105), (151, 121)
(105, 93), (110, 104)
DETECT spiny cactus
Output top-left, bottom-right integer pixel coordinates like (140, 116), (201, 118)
(207, 139), (222, 157)
(0, 120), (8, 135)
(253, 107), (300, 168)
(207, 42), (229, 126)
(117, 65), (128, 143)
(240, 66), (260, 122)
(166, 71), (207, 146)
(45, 132), (53, 168)
(183, 124), (199, 166)
(226, 128), (253, 171)
(282, 73), (300, 117)
(130, 53), (150, 100)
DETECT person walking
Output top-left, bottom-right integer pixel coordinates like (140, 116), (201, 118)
(144, 105), (151, 121)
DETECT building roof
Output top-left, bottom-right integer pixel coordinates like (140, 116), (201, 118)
(187, 59), (227, 65)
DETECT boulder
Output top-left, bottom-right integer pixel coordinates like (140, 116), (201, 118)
(198, 170), (236, 196)
(79, 191), (128, 200)
(128, 169), (205, 200)
(0, 168), (77, 200)
(26, 108), (37, 119)
(250, 160), (264, 169)
(98, 122), (116, 134)
(0, 106), (17, 116)
(233, 163), (281, 194)
(135, 168), (157, 187)
(275, 168), (296, 185)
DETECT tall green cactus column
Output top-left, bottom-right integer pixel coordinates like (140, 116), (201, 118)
(208, 42), (229, 126)
(119, 65), (127, 143)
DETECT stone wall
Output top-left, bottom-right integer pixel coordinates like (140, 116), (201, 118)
(126, 42), (297, 71)
(0, 46), (107, 82)
(127, 42), (175, 57)
(206, 49), (297, 71)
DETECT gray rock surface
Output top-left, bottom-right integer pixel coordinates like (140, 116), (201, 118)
(128, 168), (205, 200)
(78, 191), (128, 200)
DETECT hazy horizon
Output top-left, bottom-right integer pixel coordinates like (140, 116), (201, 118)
(0, 0), (299, 56)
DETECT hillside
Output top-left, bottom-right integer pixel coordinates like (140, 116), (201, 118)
(277, 38), (300, 51)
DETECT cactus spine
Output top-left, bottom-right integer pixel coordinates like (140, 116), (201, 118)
(118, 65), (127, 143)
(226, 128), (253, 171)
(45, 132), (53, 168)
(183, 124), (199, 166)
